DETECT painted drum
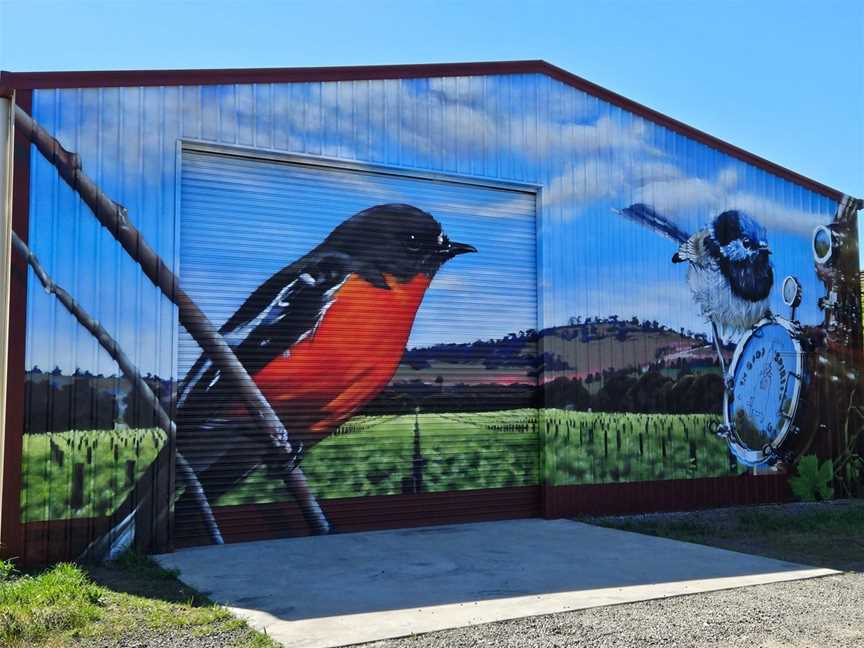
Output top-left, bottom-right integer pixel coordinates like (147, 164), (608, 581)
(723, 316), (809, 467)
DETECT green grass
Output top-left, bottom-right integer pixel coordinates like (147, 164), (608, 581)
(0, 555), (278, 648)
(0, 561), (102, 646)
(542, 411), (737, 485)
(589, 500), (864, 571)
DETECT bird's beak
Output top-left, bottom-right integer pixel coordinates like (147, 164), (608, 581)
(442, 241), (477, 258)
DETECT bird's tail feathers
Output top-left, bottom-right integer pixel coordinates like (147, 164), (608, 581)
(614, 203), (690, 244)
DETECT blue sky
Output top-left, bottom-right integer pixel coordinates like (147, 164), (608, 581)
(2, 0), (861, 198)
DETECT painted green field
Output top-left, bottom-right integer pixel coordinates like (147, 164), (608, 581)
(19, 410), (739, 521)
(219, 410), (541, 506)
(219, 409), (736, 505)
(543, 410), (736, 485)
(20, 428), (166, 523)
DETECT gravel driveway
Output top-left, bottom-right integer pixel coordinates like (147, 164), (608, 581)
(365, 502), (864, 648)
(363, 572), (863, 648)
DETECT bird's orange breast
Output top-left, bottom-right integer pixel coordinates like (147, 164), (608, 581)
(253, 272), (432, 435)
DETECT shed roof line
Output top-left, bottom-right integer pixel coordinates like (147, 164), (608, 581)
(0, 59), (848, 201)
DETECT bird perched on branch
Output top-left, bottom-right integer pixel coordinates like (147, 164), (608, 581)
(176, 203), (475, 510)
(616, 203), (773, 342)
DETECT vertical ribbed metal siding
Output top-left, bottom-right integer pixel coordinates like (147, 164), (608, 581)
(174, 149), (538, 542)
(17, 73), (842, 558)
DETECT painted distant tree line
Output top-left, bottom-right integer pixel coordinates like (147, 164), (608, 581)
(540, 370), (723, 414)
(23, 316), (723, 433)
(365, 369), (722, 415)
(24, 368), (171, 433)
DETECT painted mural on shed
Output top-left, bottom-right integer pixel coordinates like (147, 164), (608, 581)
(13, 70), (861, 559)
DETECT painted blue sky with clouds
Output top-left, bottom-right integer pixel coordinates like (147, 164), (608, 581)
(24, 74), (839, 378)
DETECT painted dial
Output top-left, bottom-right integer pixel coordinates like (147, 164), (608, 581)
(727, 322), (801, 453)
(781, 276), (802, 307)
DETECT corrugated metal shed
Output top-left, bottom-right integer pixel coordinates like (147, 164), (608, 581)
(0, 61), (858, 563)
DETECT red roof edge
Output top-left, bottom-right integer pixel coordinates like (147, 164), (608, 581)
(0, 60), (849, 202)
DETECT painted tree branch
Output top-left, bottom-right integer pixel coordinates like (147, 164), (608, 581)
(15, 105), (330, 535)
(11, 231), (223, 547)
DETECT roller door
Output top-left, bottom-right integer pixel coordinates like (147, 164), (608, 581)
(175, 148), (538, 546)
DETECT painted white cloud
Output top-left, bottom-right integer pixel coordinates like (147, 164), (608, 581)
(537, 149), (833, 237)
(49, 80), (837, 243)
(546, 159), (628, 205)
(538, 155), (681, 213)
(266, 77), (665, 170)
(723, 191), (831, 236)
(633, 165), (831, 236)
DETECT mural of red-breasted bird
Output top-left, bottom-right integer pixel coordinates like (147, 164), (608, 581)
(176, 203), (476, 507)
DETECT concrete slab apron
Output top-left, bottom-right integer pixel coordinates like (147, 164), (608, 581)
(154, 518), (837, 648)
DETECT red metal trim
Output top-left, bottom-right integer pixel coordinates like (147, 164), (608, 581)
(17, 472), (793, 562)
(544, 474), (791, 518)
(0, 90), (31, 562)
(176, 486), (543, 548)
(0, 61), (847, 202)
(18, 486), (542, 562)
(21, 514), (117, 565)
(0, 61), (534, 89)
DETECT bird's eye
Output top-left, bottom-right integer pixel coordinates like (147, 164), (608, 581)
(405, 233), (422, 252)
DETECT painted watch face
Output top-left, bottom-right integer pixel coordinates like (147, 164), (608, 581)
(729, 322), (800, 451)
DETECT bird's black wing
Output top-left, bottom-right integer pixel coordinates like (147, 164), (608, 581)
(614, 203), (690, 244)
(177, 250), (353, 414)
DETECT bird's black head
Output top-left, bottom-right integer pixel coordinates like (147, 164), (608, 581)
(324, 204), (476, 284)
(709, 210), (770, 260)
(706, 210), (773, 302)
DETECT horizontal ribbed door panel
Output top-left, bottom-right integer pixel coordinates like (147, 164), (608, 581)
(176, 149), (538, 545)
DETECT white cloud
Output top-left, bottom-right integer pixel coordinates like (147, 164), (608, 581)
(717, 167), (739, 190)
(724, 191), (830, 236)
(258, 77), (663, 171)
(57, 81), (835, 242)
(546, 159), (628, 205)
(633, 165), (831, 236)
(538, 155), (679, 214)
(634, 175), (722, 215)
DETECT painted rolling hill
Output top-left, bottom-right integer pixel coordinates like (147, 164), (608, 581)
(393, 316), (718, 386)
